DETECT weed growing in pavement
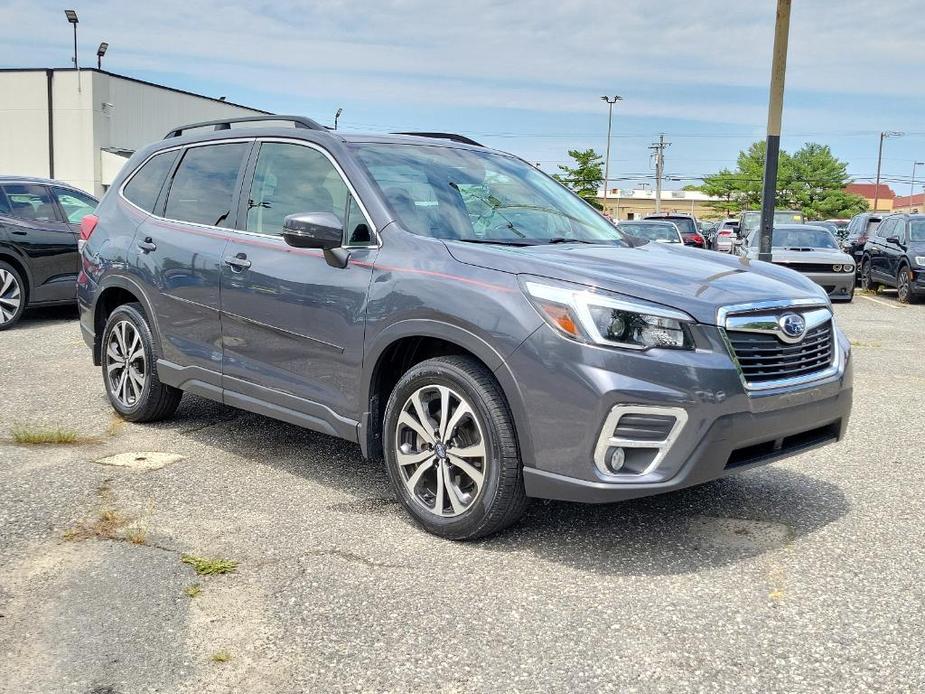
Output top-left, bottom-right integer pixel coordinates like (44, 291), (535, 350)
(181, 554), (238, 576)
(11, 425), (82, 444)
(125, 527), (147, 545)
(183, 583), (202, 598)
(64, 509), (132, 541)
(849, 339), (881, 348)
(211, 650), (232, 663)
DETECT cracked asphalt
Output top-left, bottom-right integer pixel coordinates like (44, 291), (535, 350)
(1, 290), (923, 693)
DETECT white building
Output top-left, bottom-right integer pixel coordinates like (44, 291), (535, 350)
(0, 68), (269, 197)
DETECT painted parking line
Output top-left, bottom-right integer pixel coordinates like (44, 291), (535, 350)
(858, 294), (903, 309)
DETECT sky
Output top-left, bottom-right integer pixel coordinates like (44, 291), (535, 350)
(3, 0), (925, 195)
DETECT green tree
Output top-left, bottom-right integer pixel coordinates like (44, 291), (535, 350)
(700, 141), (866, 219)
(555, 149), (604, 209)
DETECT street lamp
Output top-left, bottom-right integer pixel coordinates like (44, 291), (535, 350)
(65, 10), (80, 92)
(911, 161), (924, 199)
(600, 95), (622, 206)
(97, 42), (108, 70)
(874, 131), (904, 211)
(334, 107), (343, 131)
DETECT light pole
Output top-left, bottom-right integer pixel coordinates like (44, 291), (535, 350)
(874, 131), (903, 211)
(758, 0), (792, 263)
(600, 95), (622, 208)
(334, 107), (343, 131)
(65, 10), (79, 90)
(97, 42), (108, 69)
(911, 161), (924, 199)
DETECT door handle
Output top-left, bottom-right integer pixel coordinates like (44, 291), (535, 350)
(137, 237), (157, 253)
(224, 254), (251, 271)
(11, 230), (27, 236)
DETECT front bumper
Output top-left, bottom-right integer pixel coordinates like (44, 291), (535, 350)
(802, 271), (855, 300)
(498, 321), (852, 504)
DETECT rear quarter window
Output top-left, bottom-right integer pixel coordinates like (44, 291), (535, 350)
(123, 150), (180, 213)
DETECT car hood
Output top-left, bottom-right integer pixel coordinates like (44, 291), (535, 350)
(762, 249), (855, 264)
(444, 240), (828, 325)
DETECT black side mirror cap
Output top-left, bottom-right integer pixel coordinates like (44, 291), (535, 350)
(282, 212), (350, 268)
(886, 236), (902, 246)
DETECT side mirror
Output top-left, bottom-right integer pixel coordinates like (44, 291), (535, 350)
(886, 235), (902, 246)
(282, 212), (350, 268)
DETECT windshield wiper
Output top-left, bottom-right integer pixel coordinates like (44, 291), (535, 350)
(454, 238), (537, 247)
(546, 237), (595, 244)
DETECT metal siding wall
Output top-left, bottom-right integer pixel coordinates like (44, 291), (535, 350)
(0, 72), (52, 179)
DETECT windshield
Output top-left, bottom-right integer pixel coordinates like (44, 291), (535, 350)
(756, 227), (839, 249)
(619, 223), (680, 242)
(910, 220), (925, 242)
(352, 144), (628, 245)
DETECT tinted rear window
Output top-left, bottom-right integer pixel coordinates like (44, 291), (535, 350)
(123, 150), (180, 213)
(164, 144), (248, 227)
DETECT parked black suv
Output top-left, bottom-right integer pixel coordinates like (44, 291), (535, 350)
(642, 213), (706, 247)
(859, 213), (925, 303)
(0, 176), (98, 329)
(77, 115), (852, 539)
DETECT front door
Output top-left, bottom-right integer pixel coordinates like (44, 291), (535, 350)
(220, 140), (378, 437)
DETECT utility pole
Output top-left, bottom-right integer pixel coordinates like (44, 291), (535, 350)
(600, 95), (622, 207)
(649, 134), (669, 213)
(874, 131), (903, 211)
(910, 160), (923, 199)
(758, 0), (791, 262)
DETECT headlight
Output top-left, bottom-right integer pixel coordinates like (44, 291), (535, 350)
(915, 256), (925, 267)
(521, 280), (695, 350)
(832, 264), (842, 272)
(843, 264), (854, 273)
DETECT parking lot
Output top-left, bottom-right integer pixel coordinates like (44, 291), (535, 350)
(0, 291), (922, 693)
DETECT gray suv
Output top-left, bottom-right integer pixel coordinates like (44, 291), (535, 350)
(77, 116), (853, 539)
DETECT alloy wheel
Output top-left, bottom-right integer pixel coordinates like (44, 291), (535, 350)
(0, 269), (22, 325)
(861, 262), (872, 291)
(105, 320), (147, 408)
(898, 269), (910, 302)
(394, 385), (487, 517)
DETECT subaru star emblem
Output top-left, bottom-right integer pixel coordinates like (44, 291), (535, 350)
(778, 312), (806, 340)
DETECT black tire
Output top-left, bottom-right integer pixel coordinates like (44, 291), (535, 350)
(860, 259), (880, 292)
(100, 302), (182, 422)
(0, 260), (26, 331)
(382, 355), (527, 540)
(897, 264), (919, 304)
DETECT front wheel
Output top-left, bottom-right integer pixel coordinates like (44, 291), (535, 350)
(101, 303), (182, 422)
(860, 259), (880, 292)
(382, 356), (527, 540)
(0, 261), (25, 330)
(897, 265), (919, 304)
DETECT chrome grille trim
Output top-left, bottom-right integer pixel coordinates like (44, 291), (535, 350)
(719, 301), (842, 392)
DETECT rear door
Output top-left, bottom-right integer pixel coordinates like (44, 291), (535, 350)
(0, 182), (78, 303)
(219, 139), (378, 436)
(134, 141), (251, 389)
(885, 218), (907, 279)
(868, 217), (892, 281)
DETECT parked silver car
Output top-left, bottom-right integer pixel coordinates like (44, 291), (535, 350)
(735, 224), (855, 302)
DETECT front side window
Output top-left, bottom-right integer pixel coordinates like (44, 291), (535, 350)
(165, 143), (248, 227)
(53, 187), (97, 223)
(0, 184), (60, 222)
(123, 149), (179, 213)
(353, 143), (627, 245)
(875, 218), (895, 238)
(245, 142), (351, 237)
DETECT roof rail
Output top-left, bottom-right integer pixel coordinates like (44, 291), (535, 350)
(393, 132), (483, 147)
(164, 115), (327, 139)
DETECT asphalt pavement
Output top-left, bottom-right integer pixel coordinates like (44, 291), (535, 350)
(0, 291), (923, 693)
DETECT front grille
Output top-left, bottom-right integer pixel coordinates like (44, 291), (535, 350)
(613, 413), (676, 441)
(727, 321), (834, 384)
(774, 262), (839, 273)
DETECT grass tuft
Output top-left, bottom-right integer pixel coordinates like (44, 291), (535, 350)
(211, 649), (232, 663)
(125, 527), (147, 545)
(12, 425), (81, 445)
(181, 554), (238, 576)
(64, 508), (132, 541)
(183, 583), (202, 598)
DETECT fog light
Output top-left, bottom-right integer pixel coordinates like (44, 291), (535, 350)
(608, 447), (626, 472)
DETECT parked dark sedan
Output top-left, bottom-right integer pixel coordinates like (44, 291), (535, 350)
(860, 213), (925, 303)
(0, 176), (98, 329)
(843, 212), (883, 278)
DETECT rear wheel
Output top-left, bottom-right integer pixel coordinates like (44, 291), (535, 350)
(0, 261), (25, 330)
(383, 355), (527, 540)
(897, 265), (919, 304)
(860, 259), (880, 292)
(101, 303), (182, 422)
